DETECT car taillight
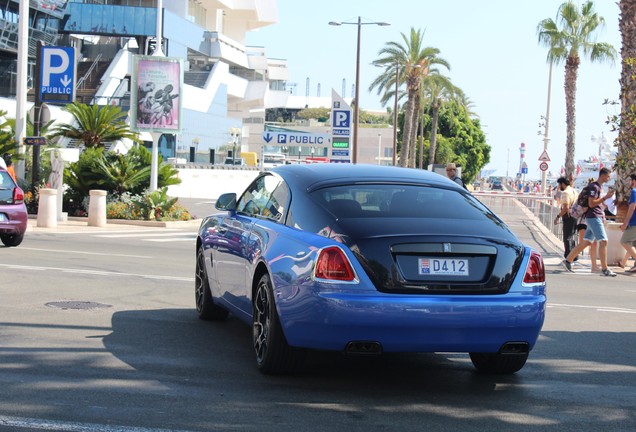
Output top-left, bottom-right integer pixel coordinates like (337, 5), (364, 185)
(523, 251), (545, 284)
(314, 246), (356, 282)
(13, 187), (24, 204)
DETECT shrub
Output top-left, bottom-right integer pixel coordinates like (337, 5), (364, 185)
(105, 190), (192, 221)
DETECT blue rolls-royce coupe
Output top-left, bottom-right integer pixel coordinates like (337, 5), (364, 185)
(195, 164), (546, 375)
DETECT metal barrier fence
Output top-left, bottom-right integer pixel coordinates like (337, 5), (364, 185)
(472, 190), (629, 265)
(473, 191), (562, 240)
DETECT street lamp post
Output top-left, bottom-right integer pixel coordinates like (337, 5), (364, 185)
(541, 61), (553, 195)
(329, 17), (390, 164)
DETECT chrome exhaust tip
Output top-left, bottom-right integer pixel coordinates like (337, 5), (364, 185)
(345, 341), (383, 355)
(500, 342), (529, 354)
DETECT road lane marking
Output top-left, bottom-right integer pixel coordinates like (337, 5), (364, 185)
(145, 237), (196, 242)
(30, 228), (185, 235)
(548, 303), (636, 314)
(0, 263), (193, 282)
(20, 247), (152, 259)
(0, 414), (198, 432)
(94, 233), (196, 238)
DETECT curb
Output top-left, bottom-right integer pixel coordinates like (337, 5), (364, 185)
(27, 214), (202, 229)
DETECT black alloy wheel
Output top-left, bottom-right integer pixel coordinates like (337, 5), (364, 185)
(195, 246), (228, 321)
(469, 352), (529, 374)
(252, 273), (304, 374)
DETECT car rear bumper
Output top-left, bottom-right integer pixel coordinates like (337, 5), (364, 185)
(0, 206), (28, 235)
(277, 288), (545, 353)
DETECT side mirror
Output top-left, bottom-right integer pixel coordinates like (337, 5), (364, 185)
(215, 192), (237, 211)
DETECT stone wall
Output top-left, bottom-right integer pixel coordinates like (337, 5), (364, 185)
(167, 167), (260, 199)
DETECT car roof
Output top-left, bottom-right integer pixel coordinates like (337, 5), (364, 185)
(271, 163), (461, 192)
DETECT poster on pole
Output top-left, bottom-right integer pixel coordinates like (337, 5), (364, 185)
(131, 55), (183, 134)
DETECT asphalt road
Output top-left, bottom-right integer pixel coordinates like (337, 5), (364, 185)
(0, 197), (634, 432)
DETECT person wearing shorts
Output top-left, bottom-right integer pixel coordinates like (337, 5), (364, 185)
(562, 167), (616, 276)
(620, 174), (636, 273)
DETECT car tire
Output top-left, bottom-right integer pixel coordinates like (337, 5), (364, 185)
(1, 233), (24, 247)
(469, 352), (528, 374)
(253, 273), (305, 375)
(195, 246), (228, 321)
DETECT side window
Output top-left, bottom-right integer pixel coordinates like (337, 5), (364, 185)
(236, 174), (288, 222)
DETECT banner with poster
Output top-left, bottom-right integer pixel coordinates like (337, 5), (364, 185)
(131, 56), (183, 134)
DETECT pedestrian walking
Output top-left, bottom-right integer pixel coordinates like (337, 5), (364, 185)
(574, 177), (599, 270)
(562, 167), (616, 276)
(620, 173), (636, 273)
(554, 177), (578, 260)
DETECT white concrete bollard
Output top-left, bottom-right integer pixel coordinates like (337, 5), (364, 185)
(36, 188), (58, 228)
(88, 190), (107, 227)
(606, 222), (625, 264)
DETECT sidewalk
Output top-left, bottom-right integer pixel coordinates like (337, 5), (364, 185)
(503, 197), (630, 273)
(27, 215), (202, 233)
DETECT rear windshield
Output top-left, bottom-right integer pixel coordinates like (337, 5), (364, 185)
(0, 171), (16, 203)
(311, 184), (497, 221)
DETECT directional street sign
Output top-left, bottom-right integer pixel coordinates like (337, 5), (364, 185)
(39, 46), (76, 104)
(262, 131), (330, 147)
(538, 150), (551, 162)
(23, 136), (46, 146)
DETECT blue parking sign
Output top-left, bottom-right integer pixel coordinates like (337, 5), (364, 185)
(332, 110), (351, 128)
(39, 46), (75, 104)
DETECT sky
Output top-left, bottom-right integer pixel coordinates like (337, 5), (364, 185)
(246, 0), (622, 179)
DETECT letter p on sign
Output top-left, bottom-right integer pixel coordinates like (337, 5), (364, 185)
(42, 48), (70, 87)
(333, 110), (350, 128)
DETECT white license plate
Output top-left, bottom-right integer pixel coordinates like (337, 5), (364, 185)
(0, 213), (6, 222)
(418, 258), (469, 276)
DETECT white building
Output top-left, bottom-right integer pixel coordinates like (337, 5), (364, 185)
(1, 0), (289, 163)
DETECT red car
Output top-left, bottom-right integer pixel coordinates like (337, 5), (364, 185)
(0, 168), (27, 247)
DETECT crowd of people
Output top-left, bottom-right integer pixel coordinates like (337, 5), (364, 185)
(554, 168), (636, 276)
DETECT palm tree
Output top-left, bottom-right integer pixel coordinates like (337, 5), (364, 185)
(0, 110), (55, 160)
(537, 1), (616, 178)
(614, 0), (636, 210)
(0, 110), (16, 158)
(370, 28), (449, 167)
(50, 102), (139, 148)
(420, 74), (464, 166)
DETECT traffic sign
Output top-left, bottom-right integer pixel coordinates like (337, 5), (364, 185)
(332, 129), (350, 136)
(539, 161), (549, 172)
(538, 150), (551, 162)
(262, 132), (330, 147)
(39, 46), (75, 104)
(332, 110), (351, 128)
(23, 136), (46, 146)
(331, 150), (349, 156)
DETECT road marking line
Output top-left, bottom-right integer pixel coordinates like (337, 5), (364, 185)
(0, 414), (197, 432)
(31, 228), (184, 235)
(548, 303), (636, 314)
(94, 233), (195, 238)
(0, 263), (193, 282)
(20, 247), (151, 259)
(144, 238), (196, 242)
